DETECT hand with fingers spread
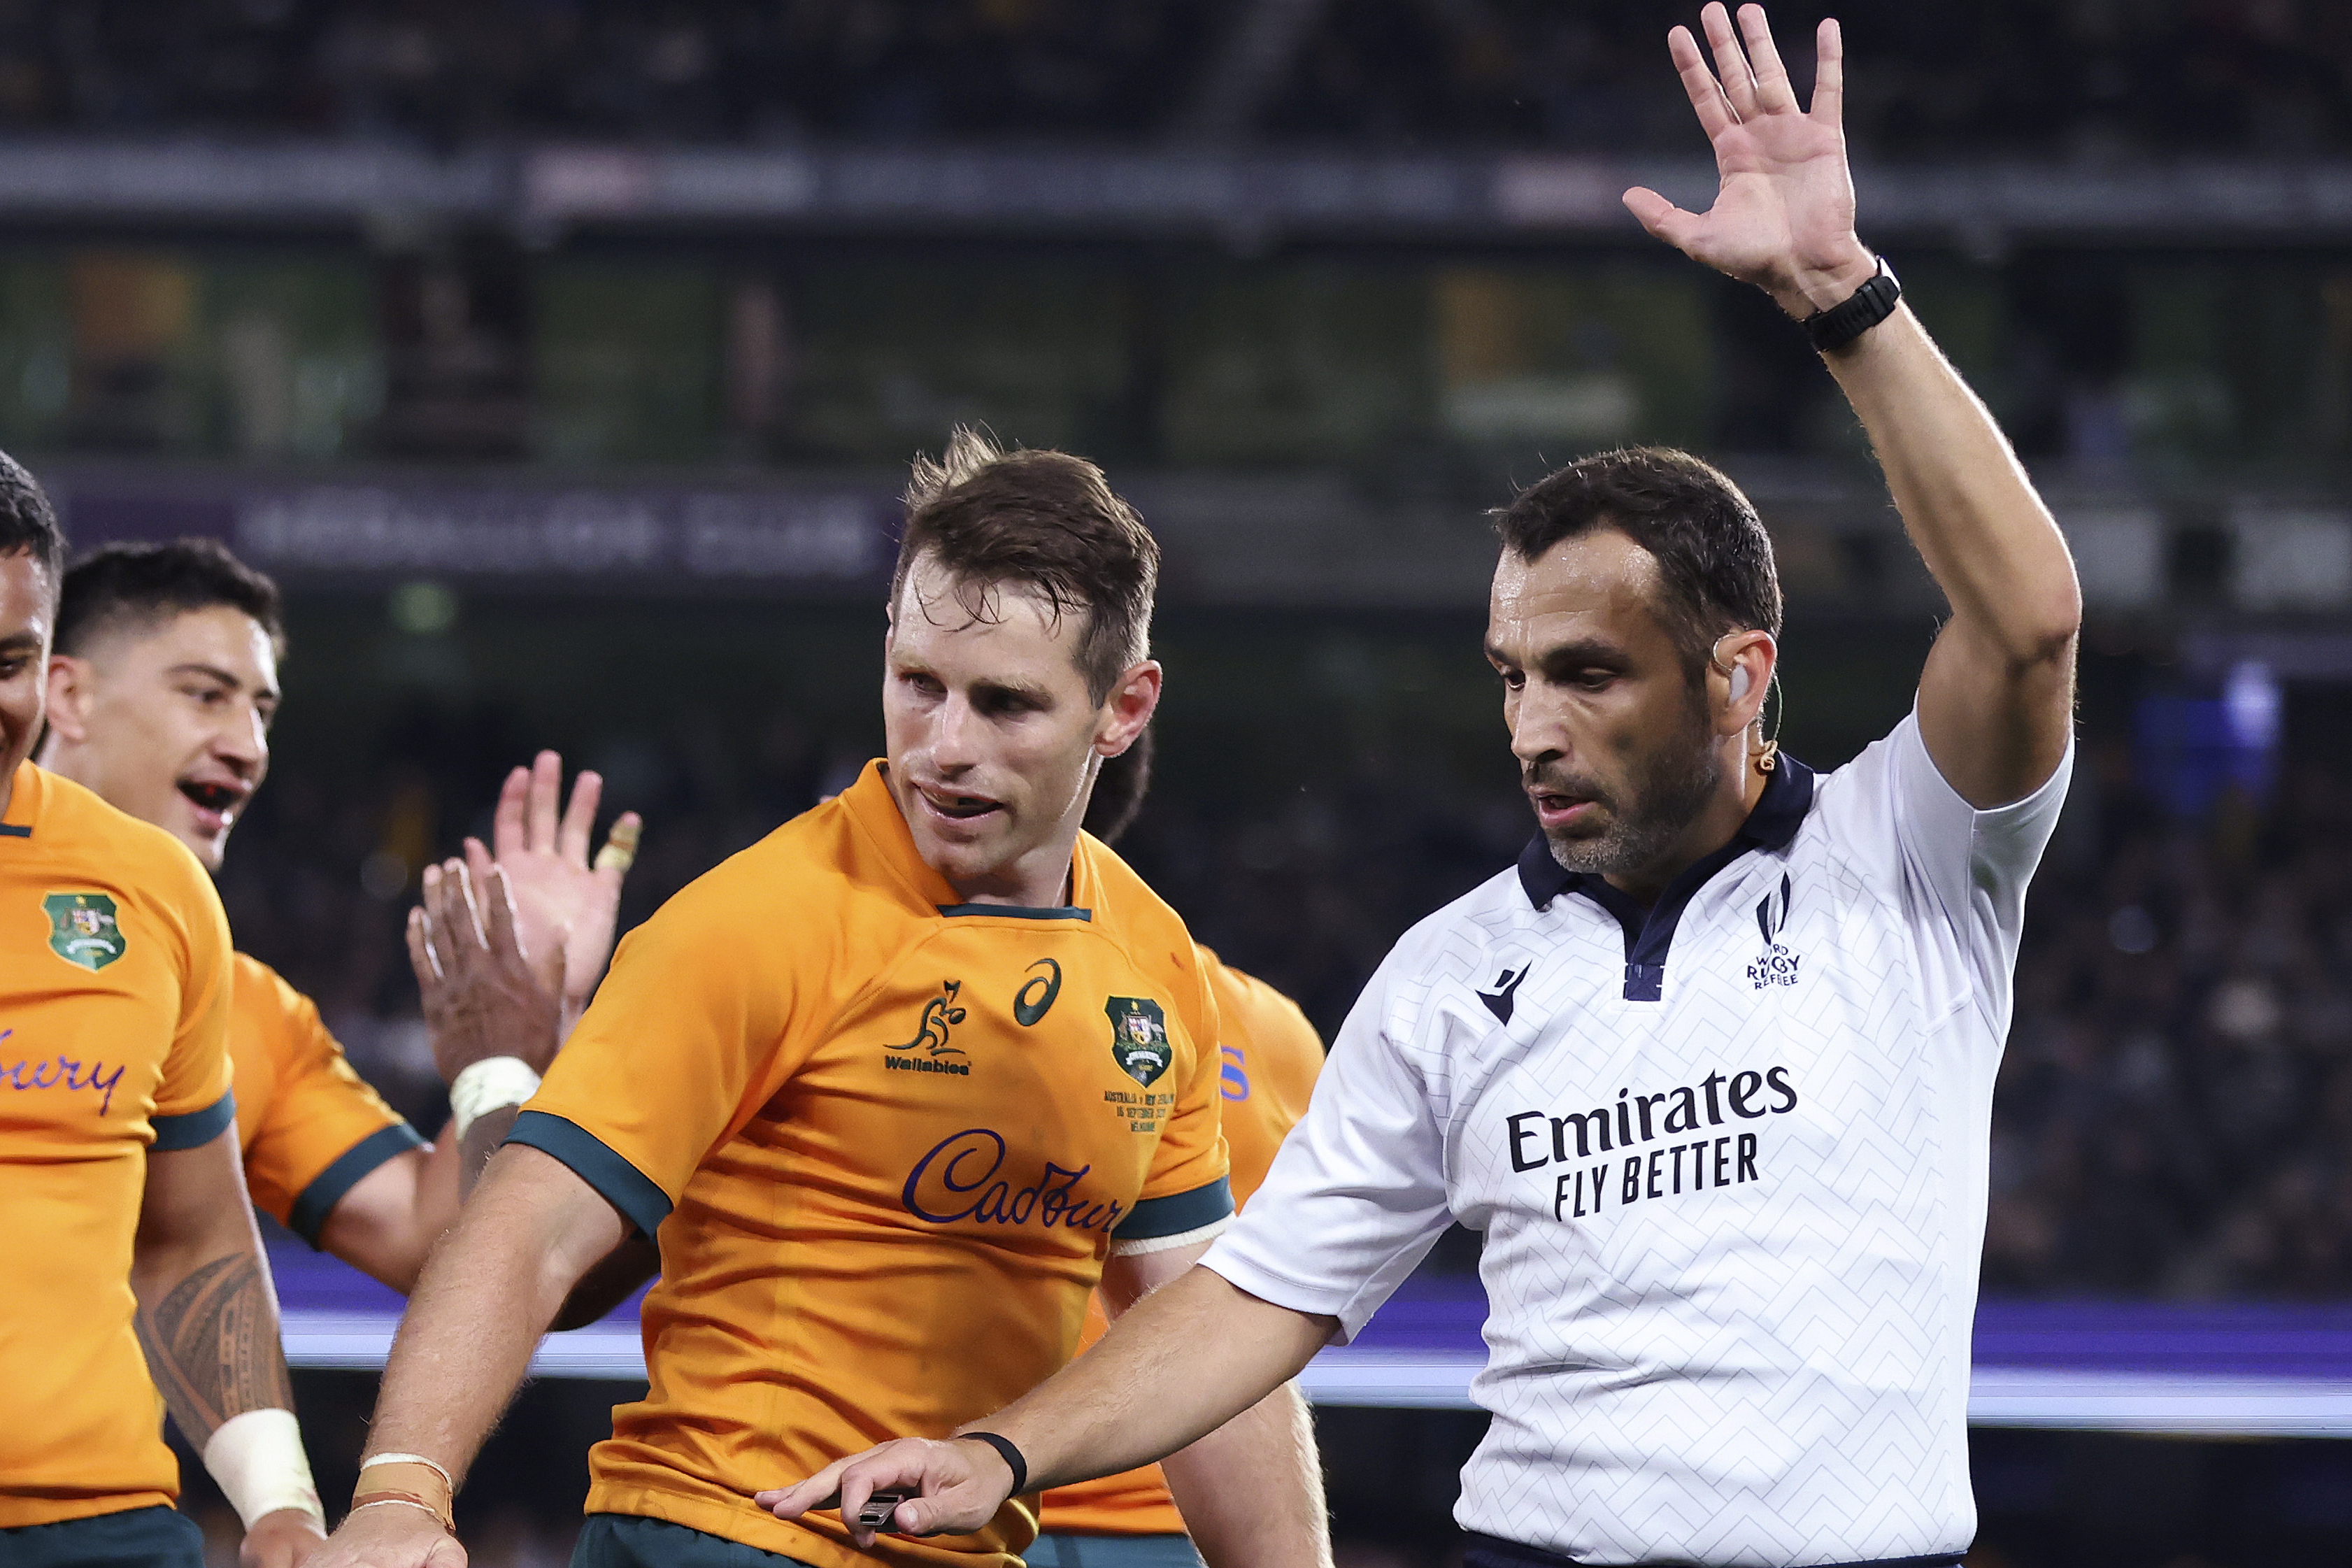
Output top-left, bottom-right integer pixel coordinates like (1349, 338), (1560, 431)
(753, 1435), (1018, 1550)
(485, 750), (642, 1028)
(1623, 2), (1876, 320)
(406, 851), (564, 1081)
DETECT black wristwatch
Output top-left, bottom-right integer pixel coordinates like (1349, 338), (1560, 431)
(1803, 255), (1901, 352)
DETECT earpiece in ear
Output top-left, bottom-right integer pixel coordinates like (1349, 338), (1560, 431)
(1729, 664), (1751, 705)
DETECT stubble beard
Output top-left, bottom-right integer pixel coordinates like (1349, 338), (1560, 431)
(1539, 696), (1723, 881)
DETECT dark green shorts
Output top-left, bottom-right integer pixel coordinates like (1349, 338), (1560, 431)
(0, 1506), (205, 1568)
(571, 1513), (820, 1568)
(1024, 1533), (1205, 1568)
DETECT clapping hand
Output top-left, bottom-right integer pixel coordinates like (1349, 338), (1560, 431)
(406, 846), (562, 1080)
(1623, 3), (1877, 320)
(485, 751), (642, 1030)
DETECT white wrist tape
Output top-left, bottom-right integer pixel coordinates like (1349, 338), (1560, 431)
(202, 1408), (324, 1530)
(449, 1055), (541, 1141)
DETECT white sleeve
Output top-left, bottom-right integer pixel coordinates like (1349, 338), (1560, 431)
(1199, 953), (1455, 1345)
(1831, 706), (2073, 1031)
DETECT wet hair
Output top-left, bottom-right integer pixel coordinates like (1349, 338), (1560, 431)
(1494, 446), (1782, 672)
(55, 538), (286, 659)
(1082, 727), (1153, 846)
(0, 449), (64, 592)
(892, 427), (1157, 706)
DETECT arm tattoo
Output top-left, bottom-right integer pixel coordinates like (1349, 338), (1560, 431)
(133, 1252), (294, 1443)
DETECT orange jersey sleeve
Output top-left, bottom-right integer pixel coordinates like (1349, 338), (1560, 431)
(1112, 926), (1230, 1241)
(152, 829), (235, 1132)
(0, 764), (238, 1528)
(514, 853), (812, 1238)
(231, 954), (423, 1242)
(1041, 949), (1327, 1538)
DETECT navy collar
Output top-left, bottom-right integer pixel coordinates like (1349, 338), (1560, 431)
(1513, 755), (1816, 1002)
(1516, 754), (1816, 911)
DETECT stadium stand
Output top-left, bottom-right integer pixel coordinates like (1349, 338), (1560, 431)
(0, 1), (2338, 155)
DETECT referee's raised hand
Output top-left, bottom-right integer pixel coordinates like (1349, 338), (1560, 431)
(1622, 3), (1878, 323)
(756, 1435), (1015, 1548)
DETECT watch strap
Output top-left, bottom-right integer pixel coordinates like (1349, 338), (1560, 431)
(1804, 256), (1901, 352)
(956, 1430), (1029, 1497)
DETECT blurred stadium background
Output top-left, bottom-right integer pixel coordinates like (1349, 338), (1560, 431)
(27, 1), (2352, 1564)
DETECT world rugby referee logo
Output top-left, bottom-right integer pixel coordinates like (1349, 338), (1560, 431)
(1748, 873), (1800, 990)
(1106, 997), (1171, 1086)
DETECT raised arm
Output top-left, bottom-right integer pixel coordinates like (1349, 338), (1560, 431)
(308, 1145), (629, 1568)
(398, 848), (658, 1327)
(1626, 3), (2079, 806)
(311, 760), (636, 1294)
(309, 855), (564, 1298)
(135, 1125), (325, 1568)
(405, 853), (564, 1195)
(758, 1264), (1332, 1548)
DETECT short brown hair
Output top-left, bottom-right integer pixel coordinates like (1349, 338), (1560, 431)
(892, 427), (1157, 705)
(1495, 447), (1782, 673)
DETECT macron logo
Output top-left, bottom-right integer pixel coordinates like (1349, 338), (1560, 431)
(1478, 967), (1529, 1025)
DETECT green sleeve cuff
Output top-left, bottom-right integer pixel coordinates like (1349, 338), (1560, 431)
(151, 1090), (236, 1152)
(287, 1122), (427, 1246)
(1113, 1175), (1232, 1241)
(505, 1110), (674, 1240)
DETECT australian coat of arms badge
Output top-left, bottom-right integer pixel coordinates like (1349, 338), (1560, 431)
(1105, 996), (1171, 1087)
(45, 892), (127, 972)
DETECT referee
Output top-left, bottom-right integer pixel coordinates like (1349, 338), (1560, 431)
(769, 6), (2076, 1567)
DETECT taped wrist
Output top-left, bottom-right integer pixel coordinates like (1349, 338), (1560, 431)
(449, 1055), (542, 1141)
(355, 1453), (456, 1532)
(202, 1409), (324, 1531)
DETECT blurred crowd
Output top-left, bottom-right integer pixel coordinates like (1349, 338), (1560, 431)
(0, 0), (1225, 143)
(1270, 0), (2352, 158)
(213, 690), (2352, 1300)
(1986, 748), (2352, 1298)
(0, 0), (2344, 157)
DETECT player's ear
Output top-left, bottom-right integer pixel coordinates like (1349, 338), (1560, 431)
(1708, 631), (1776, 737)
(1095, 659), (1162, 756)
(41, 652), (94, 745)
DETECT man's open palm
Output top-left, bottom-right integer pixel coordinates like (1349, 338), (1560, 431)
(487, 750), (640, 1016)
(1624, 3), (1874, 319)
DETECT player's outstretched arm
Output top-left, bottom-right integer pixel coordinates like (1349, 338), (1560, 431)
(1627, 3), (2079, 806)
(1102, 1245), (1330, 1568)
(134, 1124), (326, 1567)
(308, 1145), (627, 1568)
(314, 1142), (455, 1298)
(313, 855), (565, 1295)
(757, 1264), (1333, 1551)
(406, 852), (565, 1194)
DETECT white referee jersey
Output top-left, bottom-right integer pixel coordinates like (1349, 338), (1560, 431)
(1203, 710), (2072, 1568)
